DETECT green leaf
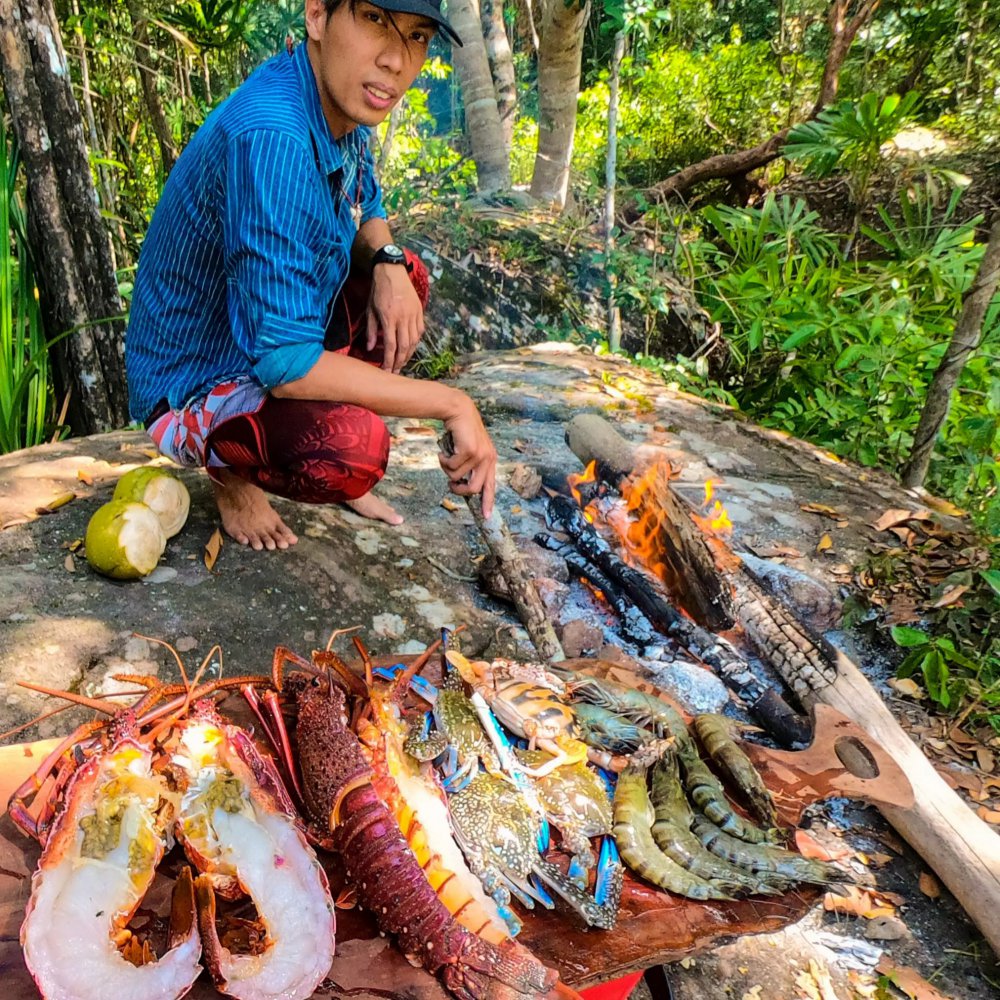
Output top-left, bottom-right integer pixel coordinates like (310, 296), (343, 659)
(891, 625), (929, 648)
(981, 570), (1000, 599)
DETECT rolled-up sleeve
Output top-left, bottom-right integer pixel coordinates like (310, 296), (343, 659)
(223, 130), (331, 390)
(358, 142), (387, 225)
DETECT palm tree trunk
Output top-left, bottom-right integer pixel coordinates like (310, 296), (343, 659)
(448, 0), (511, 193)
(900, 214), (1000, 487)
(529, 0), (590, 209)
(0, 0), (129, 433)
(605, 30), (625, 352)
(480, 0), (517, 157)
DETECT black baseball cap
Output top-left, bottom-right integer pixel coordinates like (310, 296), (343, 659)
(375, 0), (463, 46)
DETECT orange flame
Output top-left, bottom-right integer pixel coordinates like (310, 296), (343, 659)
(567, 460), (599, 523)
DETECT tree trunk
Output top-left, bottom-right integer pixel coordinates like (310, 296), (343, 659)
(627, 0), (881, 219)
(377, 100), (403, 177)
(0, 0), (129, 434)
(529, 0), (590, 209)
(448, 0), (511, 194)
(128, 0), (178, 175)
(900, 213), (1000, 487)
(480, 0), (517, 157)
(605, 30), (625, 352)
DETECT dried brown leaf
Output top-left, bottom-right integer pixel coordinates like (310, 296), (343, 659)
(873, 508), (932, 532)
(36, 491), (76, 515)
(801, 503), (842, 519)
(822, 886), (895, 919)
(204, 528), (223, 572)
(875, 957), (952, 1000)
(977, 806), (1000, 824)
(64, 553), (76, 573)
(889, 677), (925, 699)
(816, 533), (833, 553)
(976, 748), (995, 774)
(795, 829), (850, 861)
(918, 872), (941, 899)
(440, 497), (462, 512)
(920, 495), (966, 518)
(509, 463), (542, 500)
(931, 584), (969, 609)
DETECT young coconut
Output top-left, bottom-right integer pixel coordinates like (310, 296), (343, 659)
(85, 500), (167, 580)
(113, 467), (190, 538)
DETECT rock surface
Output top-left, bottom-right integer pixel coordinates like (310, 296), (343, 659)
(0, 344), (992, 998)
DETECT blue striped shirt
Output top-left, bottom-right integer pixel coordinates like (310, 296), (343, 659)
(126, 42), (386, 423)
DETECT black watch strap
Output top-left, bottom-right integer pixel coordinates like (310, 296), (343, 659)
(371, 243), (407, 271)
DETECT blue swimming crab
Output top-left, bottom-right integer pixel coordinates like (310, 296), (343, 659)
(515, 747), (614, 879)
(448, 771), (622, 932)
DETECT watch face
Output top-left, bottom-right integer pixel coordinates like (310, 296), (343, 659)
(383, 243), (403, 256)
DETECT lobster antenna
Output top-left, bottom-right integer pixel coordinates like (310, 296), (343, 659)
(135, 633), (191, 691)
(324, 624), (363, 652)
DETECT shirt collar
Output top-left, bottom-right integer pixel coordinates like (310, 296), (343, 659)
(292, 42), (370, 177)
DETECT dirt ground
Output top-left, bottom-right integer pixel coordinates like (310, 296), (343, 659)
(1, 344), (997, 999)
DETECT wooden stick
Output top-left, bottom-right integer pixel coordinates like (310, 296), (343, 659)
(810, 650), (1000, 958)
(439, 433), (564, 662)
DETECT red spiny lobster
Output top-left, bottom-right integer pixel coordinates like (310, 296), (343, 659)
(246, 641), (578, 1000)
(8, 654), (336, 1000)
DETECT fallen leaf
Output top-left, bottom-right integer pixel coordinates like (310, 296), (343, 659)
(795, 829), (851, 861)
(931, 584), (969, 608)
(889, 677), (925, 699)
(403, 425), (435, 436)
(830, 563), (853, 575)
(977, 806), (1000, 824)
(822, 886), (895, 919)
(513, 439), (528, 453)
(35, 491), (76, 515)
(875, 957), (952, 1000)
(801, 503), (842, 519)
(204, 528), (223, 571)
(64, 553), (76, 573)
(873, 508), (931, 532)
(76, 469), (94, 485)
(919, 495), (966, 518)
(509, 463), (542, 499)
(440, 497), (462, 512)
(976, 748), (995, 774)
(868, 852), (894, 867)
(816, 533), (833, 553)
(2, 516), (32, 530)
(918, 872), (941, 899)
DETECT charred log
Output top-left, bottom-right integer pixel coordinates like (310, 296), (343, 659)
(543, 495), (810, 744)
(535, 533), (658, 649)
(729, 574), (838, 701)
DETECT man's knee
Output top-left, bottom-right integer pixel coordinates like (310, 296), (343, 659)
(295, 406), (390, 502)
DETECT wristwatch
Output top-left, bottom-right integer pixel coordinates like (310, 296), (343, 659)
(371, 243), (407, 271)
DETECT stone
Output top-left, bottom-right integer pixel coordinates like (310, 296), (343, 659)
(534, 577), (570, 613)
(559, 619), (604, 658)
(372, 613), (406, 639)
(862, 916), (909, 941)
(123, 636), (150, 661)
(175, 635), (198, 653)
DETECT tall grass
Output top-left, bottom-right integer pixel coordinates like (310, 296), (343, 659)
(0, 116), (51, 453)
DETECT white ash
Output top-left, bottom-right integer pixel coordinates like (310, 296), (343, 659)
(643, 659), (730, 715)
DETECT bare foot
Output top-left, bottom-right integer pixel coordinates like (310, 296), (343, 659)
(212, 471), (298, 550)
(345, 490), (404, 525)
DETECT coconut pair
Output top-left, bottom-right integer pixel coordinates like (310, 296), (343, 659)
(86, 467), (191, 580)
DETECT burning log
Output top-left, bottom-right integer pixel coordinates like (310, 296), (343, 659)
(534, 533), (658, 649)
(567, 413), (1000, 958)
(543, 494), (810, 745)
(566, 416), (733, 631)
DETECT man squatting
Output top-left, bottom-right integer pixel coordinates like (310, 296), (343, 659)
(126, 0), (497, 550)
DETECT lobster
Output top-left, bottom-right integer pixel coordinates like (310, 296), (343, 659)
(251, 642), (579, 1000)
